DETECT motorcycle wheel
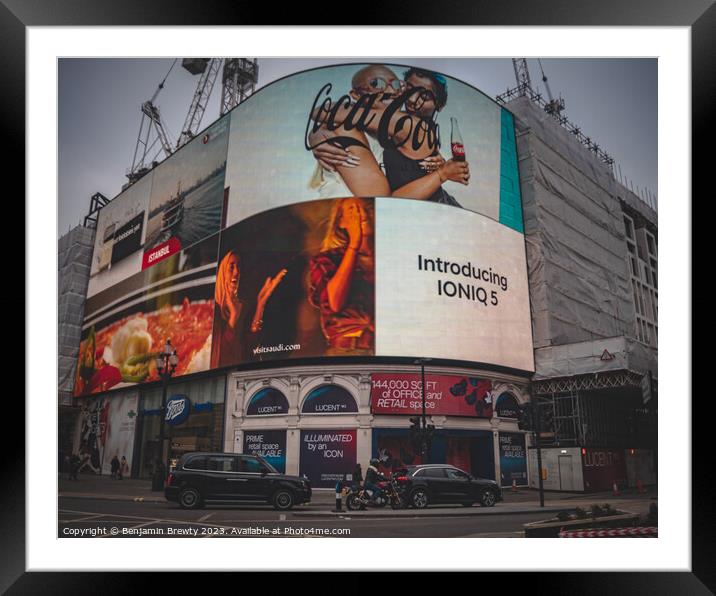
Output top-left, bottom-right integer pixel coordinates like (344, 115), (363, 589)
(390, 499), (405, 510)
(346, 494), (366, 511)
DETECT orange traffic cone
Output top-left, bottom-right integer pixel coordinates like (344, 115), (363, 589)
(637, 479), (646, 494)
(511, 479), (518, 492)
(612, 480), (620, 496)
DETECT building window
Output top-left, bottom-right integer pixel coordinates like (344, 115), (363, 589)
(301, 384), (358, 414)
(246, 387), (289, 416)
(622, 211), (657, 348)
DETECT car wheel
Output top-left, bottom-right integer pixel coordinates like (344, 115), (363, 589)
(410, 489), (429, 509)
(461, 502), (474, 507)
(272, 489), (295, 511)
(480, 490), (497, 507)
(178, 487), (202, 510)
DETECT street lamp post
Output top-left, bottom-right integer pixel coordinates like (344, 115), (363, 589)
(414, 358), (432, 457)
(532, 397), (545, 507)
(155, 339), (179, 479)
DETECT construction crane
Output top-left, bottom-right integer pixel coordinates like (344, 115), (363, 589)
(176, 58), (259, 150)
(512, 58), (532, 94)
(176, 58), (221, 149)
(510, 58), (565, 117)
(126, 60), (177, 186)
(497, 58), (614, 172)
(126, 58), (259, 185)
(220, 58), (259, 116)
(537, 59), (566, 116)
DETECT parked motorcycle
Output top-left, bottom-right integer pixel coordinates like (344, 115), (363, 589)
(345, 478), (406, 511)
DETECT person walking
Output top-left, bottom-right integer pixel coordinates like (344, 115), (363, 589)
(110, 454), (120, 480)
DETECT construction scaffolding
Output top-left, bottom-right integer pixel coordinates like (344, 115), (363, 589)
(497, 83), (614, 170)
(532, 372), (657, 449)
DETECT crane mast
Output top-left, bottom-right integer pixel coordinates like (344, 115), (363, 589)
(126, 57), (258, 188)
(126, 60), (177, 186)
(220, 58), (259, 115)
(537, 59), (565, 116)
(176, 58), (222, 150)
(512, 58), (532, 93)
(497, 57), (613, 171)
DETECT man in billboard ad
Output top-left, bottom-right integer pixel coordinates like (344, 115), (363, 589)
(299, 429), (357, 488)
(307, 65), (470, 206)
(74, 235), (218, 396)
(143, 115), (230, 262)
(224, 63), (510, 228)
(210, 197), (376, 368)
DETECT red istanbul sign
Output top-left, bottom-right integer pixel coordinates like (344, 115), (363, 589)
(142, 237), (182, 270)
(370, 373), (493, 418)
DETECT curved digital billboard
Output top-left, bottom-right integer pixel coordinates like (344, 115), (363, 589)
(223, 63), (524, 233)
(73, 62), (533, 397)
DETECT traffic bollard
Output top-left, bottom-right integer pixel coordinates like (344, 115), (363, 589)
(333, 481), (343, 512)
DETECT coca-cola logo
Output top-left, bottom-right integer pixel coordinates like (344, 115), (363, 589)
(305, 83), (441, 154)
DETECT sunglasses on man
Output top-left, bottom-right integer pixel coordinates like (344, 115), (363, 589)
(405, 83), (437, 107)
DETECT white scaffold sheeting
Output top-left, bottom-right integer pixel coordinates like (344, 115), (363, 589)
(58, 225), (96, 403)
(508, 97), (656, 379)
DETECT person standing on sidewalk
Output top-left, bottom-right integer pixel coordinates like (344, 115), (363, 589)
(68, 453), (80, 480)
(110, 454), (120, 479)
(352, 463), (363, 489)
(118, 456), (128, 480)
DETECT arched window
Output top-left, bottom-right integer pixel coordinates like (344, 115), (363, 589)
(301, 385), (358, 414)
(246, 387), (289, 416)
(495, 392), (520, 419)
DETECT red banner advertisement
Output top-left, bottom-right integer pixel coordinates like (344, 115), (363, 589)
(370, 373), (493, 418)
(142, 237), (182, 270)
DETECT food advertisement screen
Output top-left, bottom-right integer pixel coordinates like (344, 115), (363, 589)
(73, 62), (532, 397)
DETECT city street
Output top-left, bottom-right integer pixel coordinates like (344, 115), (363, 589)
(58, 476), (657, 538)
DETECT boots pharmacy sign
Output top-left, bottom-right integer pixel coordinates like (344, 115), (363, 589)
(165, 395), (190, 426)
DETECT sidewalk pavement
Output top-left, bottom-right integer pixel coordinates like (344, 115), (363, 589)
(58, 473), (657, 517)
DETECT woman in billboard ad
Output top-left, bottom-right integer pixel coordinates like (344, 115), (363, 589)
(210, 197), (376, 368)
(308, 197), (375, 355)
(308, 65), (470, 206)
(224, 63), (507, 229)
(210, 249), (287, 367)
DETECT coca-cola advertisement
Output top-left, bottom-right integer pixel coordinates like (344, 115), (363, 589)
(224, 63), (522, 232)
(370, 373), (493, 418)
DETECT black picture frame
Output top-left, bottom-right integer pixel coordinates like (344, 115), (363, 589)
(11, 0), (708, 591)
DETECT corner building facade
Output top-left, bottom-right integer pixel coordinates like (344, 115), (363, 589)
(224, 363), (530, 488)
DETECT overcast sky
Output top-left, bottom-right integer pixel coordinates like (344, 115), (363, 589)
(58, 57), (657, 234)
